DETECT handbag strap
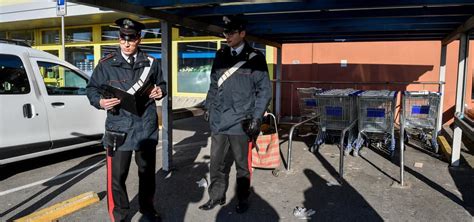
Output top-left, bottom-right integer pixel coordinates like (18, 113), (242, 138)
(217, 52), (257, 88)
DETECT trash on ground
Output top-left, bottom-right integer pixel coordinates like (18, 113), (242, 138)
(414, 162), (423, 168)
(293, 206), (315, 219)
(196, 178), (208, 188)
(326, 181), (340, 186)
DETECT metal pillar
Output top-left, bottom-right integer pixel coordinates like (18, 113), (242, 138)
(275, 47), (282, 119)
(452, 33), (470, 166)
(161, 20), (173, 171)
(61, 15), (65, 59)
(437, 44), (447, 133)
(400, 92), (405, 186)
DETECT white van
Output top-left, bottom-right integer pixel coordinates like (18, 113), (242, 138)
(0, 41), (105, 165)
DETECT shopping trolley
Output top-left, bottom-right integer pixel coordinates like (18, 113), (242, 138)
(293, 87), (324, 139)
(313, 89), (363, 152)
(286, 88), (324, 170)
(401, 91), (441, 153)
(297, 87), (324, 121)
(353, 90), (398, 157)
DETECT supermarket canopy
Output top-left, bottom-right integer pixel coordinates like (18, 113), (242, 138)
(73, 0), (474, 47)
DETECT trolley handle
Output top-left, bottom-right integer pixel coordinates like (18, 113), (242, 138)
(404, 90), (440, 96)
(350, 90), (364, 96)
(263, 112), (279, 132)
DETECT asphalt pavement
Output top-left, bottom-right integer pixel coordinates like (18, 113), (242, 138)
(1, 116), (473, 222)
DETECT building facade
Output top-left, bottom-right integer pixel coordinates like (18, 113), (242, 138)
(1, 0), (472, 125)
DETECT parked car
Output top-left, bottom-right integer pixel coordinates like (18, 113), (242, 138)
(0, 41), (105, 165)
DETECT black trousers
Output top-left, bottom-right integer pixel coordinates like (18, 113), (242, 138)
(208, 134), (251, 202)
(106, 148), (156, 222)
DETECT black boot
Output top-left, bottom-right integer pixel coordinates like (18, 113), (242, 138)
(235, 199), (249, 214)
(198, 199), (225, 210)
(139, 209), (161, 222)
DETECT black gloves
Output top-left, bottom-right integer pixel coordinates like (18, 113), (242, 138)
(242, 118), (261, 139)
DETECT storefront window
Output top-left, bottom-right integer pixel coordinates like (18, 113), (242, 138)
(101, 25), (119, 41)
(141, 22), (161, 39)
(65, 46), (94, 76)
(100, 45), (118, 57)
(44, 50), (59, 57)
(0, 31), (6, 39)
(140, 43), (162, 59)
(66, 27), (92, 43)
(42, 30), (60, 44)
(178, 42), (216, 93)
(9, 30), (34, 46)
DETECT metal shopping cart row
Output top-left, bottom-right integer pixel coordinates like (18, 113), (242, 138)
(286, 87), (442, 177)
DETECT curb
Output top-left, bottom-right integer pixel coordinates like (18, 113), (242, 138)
(438, 135), (452, 161)
(15, 191), (99, 222)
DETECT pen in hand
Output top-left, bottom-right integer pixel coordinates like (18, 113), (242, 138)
(149, 84), (163, 99)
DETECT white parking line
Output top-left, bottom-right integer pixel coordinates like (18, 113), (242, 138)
(0, 159), (105, 197)
(0, 139), (210, 196)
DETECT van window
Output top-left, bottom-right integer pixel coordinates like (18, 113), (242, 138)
(37, 62), (88, 95)
(0, 54), (30, 94)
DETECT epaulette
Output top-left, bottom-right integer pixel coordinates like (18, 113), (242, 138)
(100, 53), (115, 62)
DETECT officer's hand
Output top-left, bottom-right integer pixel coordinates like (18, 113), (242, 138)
(100, 98), (120, 110)
(247, 118), (261, 138)
(149, 85), (163, 100)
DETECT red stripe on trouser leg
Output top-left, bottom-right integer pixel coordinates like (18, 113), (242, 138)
(106, 153), (115, 222)
(248, 141), (253, 181)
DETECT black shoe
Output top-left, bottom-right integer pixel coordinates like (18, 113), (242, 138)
(139, 209), (161, 222)
(198, 199), (225, 210)
(235, 200), (249, 214)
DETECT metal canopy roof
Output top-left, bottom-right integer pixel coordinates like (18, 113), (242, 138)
(73, 0), (474, 46)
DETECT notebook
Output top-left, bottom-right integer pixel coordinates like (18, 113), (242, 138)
(100, 82), (155, 116)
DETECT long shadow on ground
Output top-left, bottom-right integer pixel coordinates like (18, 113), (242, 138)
(128, 116), (210, 221)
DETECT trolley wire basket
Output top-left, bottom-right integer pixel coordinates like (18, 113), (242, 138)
(353, 90), (398, 157)
(296, 87), (324, 121)
(402, 91), (441, 153)
(312, 88), (363, 152)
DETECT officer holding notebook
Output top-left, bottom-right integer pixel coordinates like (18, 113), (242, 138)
(200, 16), (272, 213)
(86, 18), (166, 221)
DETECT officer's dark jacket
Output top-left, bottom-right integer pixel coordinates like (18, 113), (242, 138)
(86, 47), (167, 151)
(205, 42), (272, 135)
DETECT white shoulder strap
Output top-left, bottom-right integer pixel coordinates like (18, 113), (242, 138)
(217, 52), (257, 88)
(126, 56), (154, 95)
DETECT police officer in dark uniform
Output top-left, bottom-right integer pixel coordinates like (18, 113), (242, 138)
(199, 16), (272, 214)
(86, 18), (166, 221)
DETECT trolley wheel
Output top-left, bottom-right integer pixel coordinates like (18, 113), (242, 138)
(310, 144), (322, 153)
(272, 169), (280, 177)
